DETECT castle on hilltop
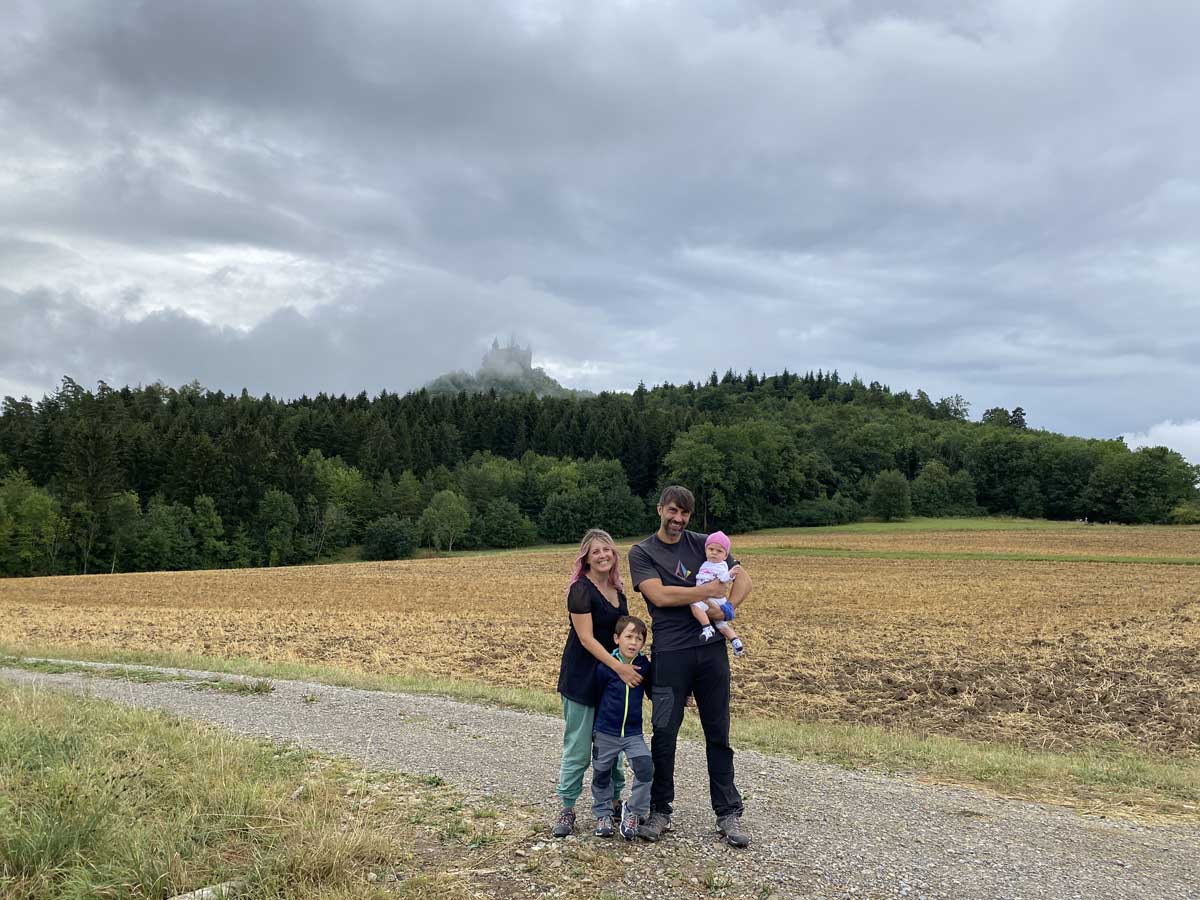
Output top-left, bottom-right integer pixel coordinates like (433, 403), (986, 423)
(425, 336), (588, 398)
(481, 338), (533, 376)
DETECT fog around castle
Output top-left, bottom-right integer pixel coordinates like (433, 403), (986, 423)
(425, 339), (590, 399)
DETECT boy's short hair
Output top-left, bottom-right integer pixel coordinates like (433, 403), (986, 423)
(658, 485), (695, 512)
(614, 615), (648, 641)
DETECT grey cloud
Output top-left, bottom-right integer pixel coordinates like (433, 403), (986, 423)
(1123, 419), (1200, 466)
(0, 271), (618, 400)
(2, 1), (1200, 443)
(6, 144), (331, 253)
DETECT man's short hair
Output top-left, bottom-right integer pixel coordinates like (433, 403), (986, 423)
(614, 615), (648, 641)
(658, 485), (695, 512)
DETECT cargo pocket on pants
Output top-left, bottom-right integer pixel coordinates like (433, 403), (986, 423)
(651, 687), (675, 730)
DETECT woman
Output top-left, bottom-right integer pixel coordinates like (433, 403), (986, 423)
(552, 528), (644, 838)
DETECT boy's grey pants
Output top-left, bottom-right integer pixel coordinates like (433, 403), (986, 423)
(591, 731), (653, 818)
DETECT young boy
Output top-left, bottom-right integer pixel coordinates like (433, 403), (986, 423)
(590, 615), (654, 840)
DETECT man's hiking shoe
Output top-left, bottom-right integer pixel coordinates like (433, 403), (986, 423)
(593, 815), (614, 838)
(638, 809), (672, 841)
(716, 813), (751, 848)
(551, 807), (576, 838)
(619, 802), (640, 840)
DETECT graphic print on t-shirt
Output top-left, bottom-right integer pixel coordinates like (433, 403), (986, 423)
(630, 531), (737, 653)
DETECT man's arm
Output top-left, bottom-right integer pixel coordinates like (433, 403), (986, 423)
(702, 566), (752, 621)
(728, 567), (752, 606)
(638, 576), (728, 609)
(629, 541), (729, 612)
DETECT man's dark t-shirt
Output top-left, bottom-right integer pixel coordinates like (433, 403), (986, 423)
(628, 530), (739, 653)
(556, 578), (628, 705)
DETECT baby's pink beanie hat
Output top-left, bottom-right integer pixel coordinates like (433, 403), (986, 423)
(705, 531), (731, 552)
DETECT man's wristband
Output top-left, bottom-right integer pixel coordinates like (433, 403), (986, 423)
(720, 601), (735, 621)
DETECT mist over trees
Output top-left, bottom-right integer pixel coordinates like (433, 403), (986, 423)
(1, 369), (1196, 577)
(425, 338), (590, 399)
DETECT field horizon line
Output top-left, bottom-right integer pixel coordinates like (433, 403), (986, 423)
(737, 546), (1200, 566)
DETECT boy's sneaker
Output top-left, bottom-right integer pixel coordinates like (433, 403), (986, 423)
(594, 815), (614, 838)
(731, 637), (745, 656)
(638, 809), (672, 841)
(619, 802), (640, 840)
(551, 807), (576, 838)
(716, 813), (751, 848)
(700, 625), (716, 641)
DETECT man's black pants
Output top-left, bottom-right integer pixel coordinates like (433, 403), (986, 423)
(649, 641), (743, 818)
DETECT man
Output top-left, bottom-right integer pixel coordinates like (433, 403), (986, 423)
(628, 485), (753, 847)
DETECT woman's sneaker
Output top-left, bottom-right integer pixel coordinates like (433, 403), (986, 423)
(594, 815), (614, 837)
(551, 807), (576, 838)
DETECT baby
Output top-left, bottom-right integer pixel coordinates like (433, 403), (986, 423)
(691, 531), (745, 656)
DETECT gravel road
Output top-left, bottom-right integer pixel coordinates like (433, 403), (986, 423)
(3, 661), (1196, 900)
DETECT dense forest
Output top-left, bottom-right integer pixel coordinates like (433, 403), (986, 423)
(1, 370), (1197, 577)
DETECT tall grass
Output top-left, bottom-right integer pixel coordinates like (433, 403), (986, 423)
(0, 682), (624, 900)
(0, 685), (395, 899)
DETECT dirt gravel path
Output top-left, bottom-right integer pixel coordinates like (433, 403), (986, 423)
(3, 660), (1197, 900)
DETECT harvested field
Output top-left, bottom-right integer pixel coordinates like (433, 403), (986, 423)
(2, 525), (1199, 756)
(739, 521), (1200, 559)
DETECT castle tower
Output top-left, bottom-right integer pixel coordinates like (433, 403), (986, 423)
(481, 338), (533, 376)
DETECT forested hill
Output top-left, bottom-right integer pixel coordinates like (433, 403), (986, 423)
(424, 365), (584, 399)
(1, 370), (1196, 577)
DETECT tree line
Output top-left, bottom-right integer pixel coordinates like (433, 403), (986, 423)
(1, 371), (1196, 577)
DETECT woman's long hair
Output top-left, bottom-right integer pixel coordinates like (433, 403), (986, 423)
(566, 528), (625, 595)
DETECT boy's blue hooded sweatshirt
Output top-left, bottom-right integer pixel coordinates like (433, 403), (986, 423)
(593, 649), (652, 737)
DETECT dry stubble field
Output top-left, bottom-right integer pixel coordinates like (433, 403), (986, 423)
(2, 522), (1198, 756)
(738, 523), (1200, 558)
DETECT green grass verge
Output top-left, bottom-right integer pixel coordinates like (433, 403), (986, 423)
(752, 516), (1084, 534)
(212, 519), (1200, 567)
(3, 642), (1197, 822)
(0, 658), (275, 695)
(737, 546), (1200, 566)
(397, 518), (1199, 560)
(0, 682), (623, 900)
(398, 518), (1100, 558)
(0, 643), (561, 715)
(730, 718), (1200, 820)
(0, 683), (391, 899)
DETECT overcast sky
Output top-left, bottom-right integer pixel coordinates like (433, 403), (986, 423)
(3, 1), (1199, 461)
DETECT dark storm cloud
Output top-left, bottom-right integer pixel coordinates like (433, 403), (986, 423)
(2, 1), (1200, 454)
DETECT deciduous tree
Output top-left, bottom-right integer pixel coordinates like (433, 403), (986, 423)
(870, 469), (912, 522)
(419, 490), (471, 552)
